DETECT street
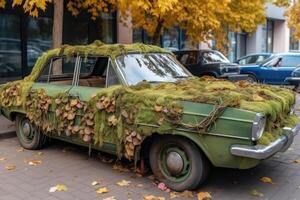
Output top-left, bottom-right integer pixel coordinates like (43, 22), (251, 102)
(0, 98), (300, 200)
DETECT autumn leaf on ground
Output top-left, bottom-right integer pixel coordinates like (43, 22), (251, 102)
(116, 180), (131, 187)
(16, 147), (24, 152)
(27, 159), (42, 166)
(259, 176), (274, 184)
(49, 184), (68, 193)
(112, 163), (129, 173)
(5, 165), (16, 171)
(250, 189), (264, 197)
(0, 157), (7, 161)
(37, 152), (43, 156)
(293, 160), (300, 164)
(170, 192), (178, 199)
(103, 196), (117, 200)
(179, 190), (194, 198)
(197, 191), (212, 200)
(91, 181), (99, 186)
(143, 195), (165, 200)
(96, 187), (109, 194)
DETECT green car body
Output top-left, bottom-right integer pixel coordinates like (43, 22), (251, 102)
(0, 42), (299, 191)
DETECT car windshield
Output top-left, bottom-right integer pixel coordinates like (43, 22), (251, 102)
(116, 53), (191, 85)
(202, 51), (230, 64)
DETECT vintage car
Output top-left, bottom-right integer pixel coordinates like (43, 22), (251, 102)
(0, 41), (299, 191)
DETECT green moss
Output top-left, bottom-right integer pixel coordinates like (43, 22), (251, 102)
(0, 42), (298, 158)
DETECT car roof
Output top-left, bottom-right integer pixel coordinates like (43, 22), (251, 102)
(173, 49), (218, 53)
(43, 41), (170, 59)
(275, 52), (300, 56)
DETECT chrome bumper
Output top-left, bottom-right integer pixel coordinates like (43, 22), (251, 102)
(230, 123), (300, 160)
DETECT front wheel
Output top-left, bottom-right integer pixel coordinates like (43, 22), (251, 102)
(16, 115), (48, 150)
(245, 74), (257, 83)
(149, 136), (210, 191)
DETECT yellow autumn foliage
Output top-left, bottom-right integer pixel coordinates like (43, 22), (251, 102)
(0, 0), (299, 48)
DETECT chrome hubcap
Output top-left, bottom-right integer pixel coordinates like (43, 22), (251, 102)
(166, 151), (184, 175)
(22, 122), (31, 137)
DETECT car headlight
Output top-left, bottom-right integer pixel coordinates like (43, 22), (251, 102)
(251, 113), (266, 141)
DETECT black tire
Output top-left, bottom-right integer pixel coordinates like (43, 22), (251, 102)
(149, 135), (210, 191)
(245, 74), (257, 83)
(15, 115), (48, 150)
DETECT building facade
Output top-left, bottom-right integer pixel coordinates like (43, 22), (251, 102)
(0, 3), (133, 83)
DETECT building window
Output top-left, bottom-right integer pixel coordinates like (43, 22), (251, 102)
(290, 29), (299, 51)
(63, 11), (117, 45)
(133, 27), (189, 50)
(228, 32), (237, 62)
(27, 17), (53, 73)
(0, 14), (22, 83)
(261, 20), (274, 53)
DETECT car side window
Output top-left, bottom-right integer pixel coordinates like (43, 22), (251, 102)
(106, 60), (121, 87)
(37, 56), (77, 85)
(280, 56), (300, 67)
(179, 52), (198, 65)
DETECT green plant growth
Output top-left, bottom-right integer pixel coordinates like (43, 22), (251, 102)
(0, 42), (298, 159)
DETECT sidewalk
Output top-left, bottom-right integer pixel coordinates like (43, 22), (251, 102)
(0, 115), (15, 137)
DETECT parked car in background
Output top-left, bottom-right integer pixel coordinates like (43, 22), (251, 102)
(174, 50), (247, 81)
(239, 53), (300, 84)
(285, 67), (300, 90)
(235, 53), (273, 65)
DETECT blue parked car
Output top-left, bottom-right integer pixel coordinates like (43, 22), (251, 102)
(239, 53), (300, 84)
(235, 53), (273, 65)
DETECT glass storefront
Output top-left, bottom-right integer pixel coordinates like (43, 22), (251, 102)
(133, 27), (190, 50)
(27, 17), (53, 73)
(290, 29), (300, 51)
(0, 14), (22, 82)
(261, 20), (274, 53)
(0, 8), (116, 84)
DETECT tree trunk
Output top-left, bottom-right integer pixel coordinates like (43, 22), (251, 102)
(52, 0), (63, 75)
(150, 20), (163, 45)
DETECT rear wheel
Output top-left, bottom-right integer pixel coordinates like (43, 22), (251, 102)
(149, 136), (210, 191)
(16, 115), (48, 150)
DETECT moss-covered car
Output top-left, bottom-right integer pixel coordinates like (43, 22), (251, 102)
(0, 41), (299, 191)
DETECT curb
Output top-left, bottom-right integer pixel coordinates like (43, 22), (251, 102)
(0, 130), (16, 139)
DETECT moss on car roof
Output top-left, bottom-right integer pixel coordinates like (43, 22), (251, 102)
(26, 41), (170, 82)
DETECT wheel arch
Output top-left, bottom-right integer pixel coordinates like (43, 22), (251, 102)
(139, 132), (213, 166)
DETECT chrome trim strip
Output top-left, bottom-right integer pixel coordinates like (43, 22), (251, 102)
(136, 122), (251, 140)
(182, 111), (253, 123)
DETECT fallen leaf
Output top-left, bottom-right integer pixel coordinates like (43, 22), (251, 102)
(96, 187), (109, 194)
(179, 190), (194, 198)
(27, 160), (42, 166)
(143, 195), (165, 200)
(137, 184), (144, 188)
(293, 160), (300, 164)
(49, 184), (68, 193)
(250, 189), (264, 197)
(5, 165), (16, 171)
(116, 180), (131, 187)
(0, 157), (7, 161)
(103, 197), (117, 200)
(37, 152), (43, 156)
(259, 176), (274, 184)
(197, 192), (212, 200)
(157, 182), (168, 191)
(253, 94), (264, 101)
(170, 192), (178, 199)
(16, 147), (24, 152)
(91, 181), (99, 186)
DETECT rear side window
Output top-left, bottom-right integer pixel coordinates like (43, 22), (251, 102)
(280, 56), (300, 67)
(37, 56), (76, 85)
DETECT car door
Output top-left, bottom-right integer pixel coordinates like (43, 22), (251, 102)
(262, 56), (300, 84)
(68, 56), (122, 154)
